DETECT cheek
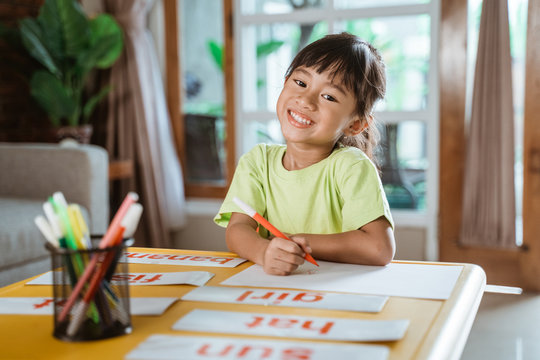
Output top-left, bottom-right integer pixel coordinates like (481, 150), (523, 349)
(276, 91), (286, 115)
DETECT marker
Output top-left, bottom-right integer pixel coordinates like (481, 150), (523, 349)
(104, 203), (143, 282)
(58, 192), (139, 323)
(66, 225), (126, 336)
(71, 204), (92, 248)
(233, 197), (319, 267)
(34, 215), (59, 248)
(43, 201), (63, 241)
(122, 203), (144, 239)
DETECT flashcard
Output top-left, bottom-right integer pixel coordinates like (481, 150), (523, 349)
(0, 297), (178, 316)
(182, 286), (387, 312)
(221, 261), (463, 300)
(126, 334), (390, 360)
(130, 297), (179, 316)
(172, 309), (409, 342)
(121, 252), (246, 267)
(26, 271), (214, 286)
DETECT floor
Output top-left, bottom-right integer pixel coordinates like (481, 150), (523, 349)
(461, 291), (540, 360)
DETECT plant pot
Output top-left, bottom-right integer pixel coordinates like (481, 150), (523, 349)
(52, 124), (93, 144)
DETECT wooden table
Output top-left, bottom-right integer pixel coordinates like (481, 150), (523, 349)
(0, 248), (486, 359)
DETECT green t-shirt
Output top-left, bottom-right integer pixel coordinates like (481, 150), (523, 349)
(214, 144), (393, 237)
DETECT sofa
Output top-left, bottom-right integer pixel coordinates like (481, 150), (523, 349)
(0, 142), (109, 287)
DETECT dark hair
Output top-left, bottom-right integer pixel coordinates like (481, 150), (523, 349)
(285, 32), (386, 161)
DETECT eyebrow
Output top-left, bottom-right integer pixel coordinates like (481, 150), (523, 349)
(294, 68), (348, 96)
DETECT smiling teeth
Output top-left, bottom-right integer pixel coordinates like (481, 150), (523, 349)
(290, 111), (312, 125)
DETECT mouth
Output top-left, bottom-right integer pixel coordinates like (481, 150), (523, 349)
(288, 110), (313, 128)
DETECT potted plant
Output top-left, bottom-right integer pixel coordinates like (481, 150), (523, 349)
(7, 0), (123, 143)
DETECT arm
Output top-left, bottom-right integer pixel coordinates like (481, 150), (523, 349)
(226, 212), (312, 275)
(292, 216), (395, 266)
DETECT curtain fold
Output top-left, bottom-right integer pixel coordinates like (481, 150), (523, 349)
(460, 0), (516, 248)
(103, 0), (186, 247)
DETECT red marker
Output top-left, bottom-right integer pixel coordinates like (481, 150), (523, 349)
(233, 197), (319, 267)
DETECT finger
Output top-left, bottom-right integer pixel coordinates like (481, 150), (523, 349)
(268, 238), (304, 259)
(263, 253), (297, 275)
(270, 247), (304, 266)
(267, 260), (299, 275)
(290, 236), (312, 254)
(267, 266), (292, 276)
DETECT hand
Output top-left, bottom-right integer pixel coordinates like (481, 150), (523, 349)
(262, 236), (312, 275)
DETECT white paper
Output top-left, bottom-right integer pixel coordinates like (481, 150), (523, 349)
(126, 334), (389, 360)
(221, 261), (463, 300)
(130, 297), (178, 316)
(122, 252), (246, 267)
(182, 286), (387, 312)
(26, 271), (214, 286)
(0, 297), (178, 316)
(172, 309), (409, 342)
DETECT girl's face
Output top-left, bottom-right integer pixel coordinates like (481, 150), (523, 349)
(276, 66), (362, 151)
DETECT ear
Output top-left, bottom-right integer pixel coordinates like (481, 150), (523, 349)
(344, 115), (370, 136)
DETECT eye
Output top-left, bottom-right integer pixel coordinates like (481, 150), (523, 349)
(294, 79), (306, 87)
(322, 94), (337, 102)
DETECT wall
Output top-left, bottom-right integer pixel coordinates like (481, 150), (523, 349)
(172, 200), (427, 261)
(0, 0), (50, 141)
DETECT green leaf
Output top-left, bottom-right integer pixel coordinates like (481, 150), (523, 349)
(55, 0), (91, 57)
(207, 40), (224, 72)
(88, 14), (124, 68)
(82, 85), (110, 122)
(19, 18), (61, 78)
(256, 40), (284, 58)
(76, 34), (121, 77)
(37, 0), (64, 61)
(30, 70), (77, 126)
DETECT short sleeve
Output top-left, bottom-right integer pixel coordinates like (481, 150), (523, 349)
(339, 158), (394, 231)
(213, 145), (267, 228)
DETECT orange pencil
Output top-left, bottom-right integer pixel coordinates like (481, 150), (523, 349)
(233, 197), (319, 267)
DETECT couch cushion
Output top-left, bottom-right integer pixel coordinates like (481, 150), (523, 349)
(0, 196), (90, 270)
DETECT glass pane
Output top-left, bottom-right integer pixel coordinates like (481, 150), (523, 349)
(335, 0), (429, 8)
(378, 121), (427, 210)
(335, 15), (431, 112)
(241, 0), (326, 15)
(180, 0), (227, 184)
(241, 22), (327, 113)
(244, 119), (284, 151)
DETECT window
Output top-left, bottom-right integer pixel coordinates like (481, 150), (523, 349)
(164, 1), (439, 243)
(164, 0), (235, 198)
(439, 0), (540, 290)
(235, 0), (440, 241)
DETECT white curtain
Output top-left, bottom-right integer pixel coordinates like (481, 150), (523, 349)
(460, 0), (516, 248)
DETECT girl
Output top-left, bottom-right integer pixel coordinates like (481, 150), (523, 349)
(214, 32), (395, 275)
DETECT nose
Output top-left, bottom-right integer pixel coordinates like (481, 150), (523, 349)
(296, 91), (317, 111)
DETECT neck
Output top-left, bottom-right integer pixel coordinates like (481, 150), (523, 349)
(282, 143), (335, 171)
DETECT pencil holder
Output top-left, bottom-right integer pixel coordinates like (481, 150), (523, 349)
(46, 236), (133, 342)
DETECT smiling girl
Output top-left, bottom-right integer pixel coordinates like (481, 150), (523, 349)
(214, 33), (395, 275)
